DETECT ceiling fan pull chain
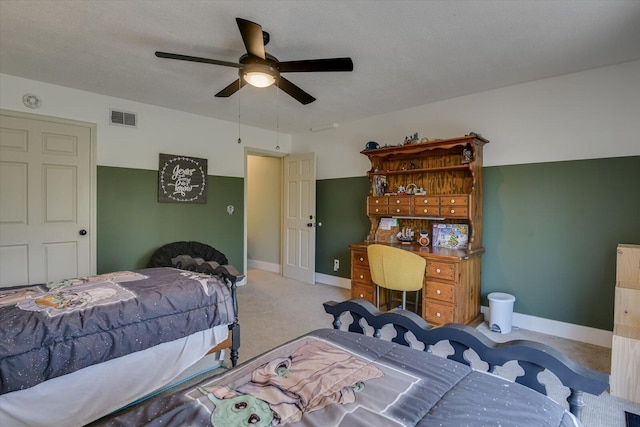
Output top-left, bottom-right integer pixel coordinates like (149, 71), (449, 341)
(275, 85), (280, 150)
(237, 79), (242, 144)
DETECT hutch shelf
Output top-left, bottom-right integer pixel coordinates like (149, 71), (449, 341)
(349, 133), (488, 326)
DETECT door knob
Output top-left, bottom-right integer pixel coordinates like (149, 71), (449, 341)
(79, 229), (87, 236)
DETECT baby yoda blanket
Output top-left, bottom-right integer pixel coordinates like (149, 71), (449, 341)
(0, 267), (234, 394)
(99, 329), (579, 427)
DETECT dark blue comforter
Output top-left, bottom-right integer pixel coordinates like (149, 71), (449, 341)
(0, 267), (234, 394)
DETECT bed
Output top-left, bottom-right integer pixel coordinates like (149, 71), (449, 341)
(147, 240), (243, 366)
(91, 299), (609, 426)
(0, 264), (239, 426)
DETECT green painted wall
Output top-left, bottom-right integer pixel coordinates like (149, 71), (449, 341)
(314, 156), (640, 330)
(482, 156), (640, 331)
(97, 166), (244, 273)
(97, 156), (640, 330)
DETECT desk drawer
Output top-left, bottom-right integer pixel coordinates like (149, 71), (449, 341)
(412, 196), (439, 206)
(352, 266), (372, 284)
(389, 204), (411, 215)
(426, 261), (456, 281)
(412, 205), (441, 216)
(439, 195), (468, 206)
(440, 206), (468, 218)
(351, 282), (375, 303)
(425, 301), (454, 324)
(369, 205), (389, 215)
(351, 250), (369, 267)
(426, 281), (455, 303)
(368, 196), (388, 206)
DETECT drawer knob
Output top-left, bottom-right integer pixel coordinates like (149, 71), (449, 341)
(396, 208), (401, 213)
(423, 209), (428, 213)
(451, 199), (455, 204)
(359, 257), (364, 262)
(436, 312), (441, 317)
(436, 289), (441, 295)
(423, 199), (428, 203)
(359, 293), (364, 298)
(436, 268), (441, 273)
(396, 200), (401, 204)
(450, 209), (455, 214)
(375, 208), (380, 212)
(375, 200), (380, 204)
(359, 275), (364, 279)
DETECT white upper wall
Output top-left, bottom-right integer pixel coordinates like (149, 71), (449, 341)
(3, 60), (639, 180)
(292, 60), (640, 180)
(0, 74), (291, 177)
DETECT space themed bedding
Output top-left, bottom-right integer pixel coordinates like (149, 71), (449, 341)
(0, 267), (234, 395)
(98, 329), (580, 427)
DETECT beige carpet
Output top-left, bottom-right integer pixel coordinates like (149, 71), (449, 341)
(221, 269), (640, 427)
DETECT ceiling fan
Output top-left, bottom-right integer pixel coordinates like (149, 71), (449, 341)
(155, 17), (354, 105)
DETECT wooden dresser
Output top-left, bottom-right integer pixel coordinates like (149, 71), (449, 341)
(350, 134), (487, 326)
(610, 243), (640, 403)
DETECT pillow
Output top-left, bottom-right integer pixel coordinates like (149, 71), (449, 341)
(171, 255), (206, 271)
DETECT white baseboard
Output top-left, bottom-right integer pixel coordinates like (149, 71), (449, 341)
(481, 305), (612, 348)
(315, 273), (351, 289)
(247, 259), (280, 274)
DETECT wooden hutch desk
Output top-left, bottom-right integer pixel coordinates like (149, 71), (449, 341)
(350, 134), (488, 326)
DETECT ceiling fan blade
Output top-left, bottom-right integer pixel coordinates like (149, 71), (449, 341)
(277, 77), (316, 105)
(236, 18), (266, 59)
(155, 51), (242, 68)
(215, 79), (247, 97)
(278, 57), (354, 73)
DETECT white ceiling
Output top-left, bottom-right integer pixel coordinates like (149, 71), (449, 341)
(1, 1), (640, 134)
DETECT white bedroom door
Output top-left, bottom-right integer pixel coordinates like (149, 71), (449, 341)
(282, 153), (316, 284)
(0, 111), (94, 287)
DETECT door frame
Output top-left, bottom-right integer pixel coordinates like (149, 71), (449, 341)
(1, 109), (97, 276)
(243, 147), (286, 282)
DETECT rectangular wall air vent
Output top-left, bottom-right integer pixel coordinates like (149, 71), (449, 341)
(110, 109), (137, 128)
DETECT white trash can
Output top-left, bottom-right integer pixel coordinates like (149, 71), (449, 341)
(488, 292), (516, 333)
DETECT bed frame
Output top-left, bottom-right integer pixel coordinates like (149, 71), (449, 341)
(323, 299), (609, 421)
(207, 278), (240, 367)
(148, 241), (242, 366)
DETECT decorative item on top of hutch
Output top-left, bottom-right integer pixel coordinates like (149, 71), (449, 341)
(350, 133), (488, 326)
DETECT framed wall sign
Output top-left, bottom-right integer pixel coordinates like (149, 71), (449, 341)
(158, 153), (208, 203)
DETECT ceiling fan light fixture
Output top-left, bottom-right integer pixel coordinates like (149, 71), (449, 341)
(241, 64), (278, 88)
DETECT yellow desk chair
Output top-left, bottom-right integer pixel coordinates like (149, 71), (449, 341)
(367, 244), (426, 312)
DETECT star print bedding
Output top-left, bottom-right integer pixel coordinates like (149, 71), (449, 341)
(100, 329), (579, 427)
(0, 267), (234, 395)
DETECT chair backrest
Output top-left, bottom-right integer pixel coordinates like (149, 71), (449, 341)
(367, 244), (426, 292)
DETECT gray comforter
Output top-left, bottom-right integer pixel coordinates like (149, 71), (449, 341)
(0, 267), (234, 395)
(99, 329), (579, 427)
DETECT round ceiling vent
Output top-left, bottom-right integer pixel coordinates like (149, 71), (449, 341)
(22, 93), (41, 109)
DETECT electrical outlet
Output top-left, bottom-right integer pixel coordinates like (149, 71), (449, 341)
(333, 259), (339, 271)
